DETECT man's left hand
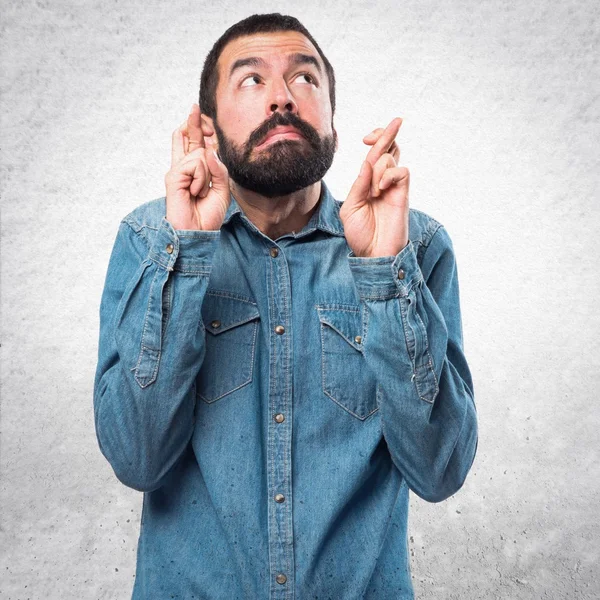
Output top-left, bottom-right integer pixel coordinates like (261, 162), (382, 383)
(339, 117), (410, 258)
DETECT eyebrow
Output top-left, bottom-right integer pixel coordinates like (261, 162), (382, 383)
(228, 53), (323, 80)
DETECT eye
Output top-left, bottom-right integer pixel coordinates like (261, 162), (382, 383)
(240, 74), (261, 87)
(295, 72), (317, 85)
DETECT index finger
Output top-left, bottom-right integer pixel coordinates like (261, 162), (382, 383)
(187, 103), (205, 150)
(365, 117), (402, 166)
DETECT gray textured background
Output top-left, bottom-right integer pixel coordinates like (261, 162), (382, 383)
(1, 0), (599, 598)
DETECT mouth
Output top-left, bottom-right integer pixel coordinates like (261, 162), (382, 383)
(255, 126), (305, 150)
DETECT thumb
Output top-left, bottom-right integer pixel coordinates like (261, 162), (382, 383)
(206, 149), (229, 193)
(346, 160), (372, 206)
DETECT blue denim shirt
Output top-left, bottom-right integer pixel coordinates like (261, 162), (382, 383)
(94, 180), (478, 599)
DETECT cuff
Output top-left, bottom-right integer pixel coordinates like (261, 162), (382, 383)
(148, 217), (221, 274)
(347, 240), (423, 301)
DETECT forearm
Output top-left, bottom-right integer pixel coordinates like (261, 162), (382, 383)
(349, 229), (478, 502)
(93, 217), (220, 491)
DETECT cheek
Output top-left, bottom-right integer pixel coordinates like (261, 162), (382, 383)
(302, 92), (333, 131)
(219, 108), (259, 146)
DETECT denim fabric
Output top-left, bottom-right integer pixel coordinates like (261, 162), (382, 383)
(93, 180), (478, 599)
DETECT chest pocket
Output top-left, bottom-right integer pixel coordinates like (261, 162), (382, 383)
(317, 305), (378, 421)
(196, 292), (260, 404)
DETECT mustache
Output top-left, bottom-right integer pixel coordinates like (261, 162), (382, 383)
(246, 112), (321, 151)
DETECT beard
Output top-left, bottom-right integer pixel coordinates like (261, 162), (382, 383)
(213, 111), (336, 198)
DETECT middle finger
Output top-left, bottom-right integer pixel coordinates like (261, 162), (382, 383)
(364, 133), (400, 164)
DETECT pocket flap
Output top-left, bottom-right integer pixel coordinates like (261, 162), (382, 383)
(202, 292), (260, 335)
(317, 305), (364, 352)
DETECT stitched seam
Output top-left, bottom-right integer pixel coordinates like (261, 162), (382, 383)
(316, 305), (363, 351)
(134, 267), (162, 388)
(136, 347), (162, 389)
(267, 252), (277, 596)
(316, 304), (361, 312)
(319, 322), (363, 352)
(139, 267), (160, 352)
(397, 296), (416, 377)
(412, 301), (439, 404)
(359, 291), (400, 301)
(403, 295), (436, 403)
(197, 320), (258, 403)
(206, 290), (258, 305)
(361, 303), (369, 346)
(173, 266), (212, 275)
(412, 280), (439, 401)
(279, 251), (292, 576)
(205, 314), (260, 334)
(161, 276), (172, 340)
(319, 318), (377, 420)
(420, 222), (444, 252)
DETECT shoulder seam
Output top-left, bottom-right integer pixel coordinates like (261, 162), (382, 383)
(119, 216), (152, 255)
(422, 221), (444, 248)
(409, 207), (444, 247)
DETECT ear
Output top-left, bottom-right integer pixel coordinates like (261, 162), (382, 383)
(200, 113), (217, 147)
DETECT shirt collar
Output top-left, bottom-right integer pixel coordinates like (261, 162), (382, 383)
(222, 179), (346, 237)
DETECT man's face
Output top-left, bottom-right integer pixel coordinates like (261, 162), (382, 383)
(211, 31), (337, 198)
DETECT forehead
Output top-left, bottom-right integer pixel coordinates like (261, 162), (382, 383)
(217, 30), (324, 77)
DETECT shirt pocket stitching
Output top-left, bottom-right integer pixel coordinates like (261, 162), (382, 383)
(196, 292), (260, 404)
(316, 303), (378, 421)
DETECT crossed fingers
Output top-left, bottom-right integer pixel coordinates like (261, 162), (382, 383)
(362, 117), (403, 197)
(171, 104), (208, 168)
(363, 117), (402, 166)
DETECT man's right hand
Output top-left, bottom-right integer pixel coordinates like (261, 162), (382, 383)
(165, 103), (230, 231)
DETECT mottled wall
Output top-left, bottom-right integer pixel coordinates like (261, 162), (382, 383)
(1, 0), (598, 598)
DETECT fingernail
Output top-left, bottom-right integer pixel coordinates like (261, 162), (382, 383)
(359, 161), (367, 176)
(213, 149), (220, 163)
(190, 104), (196, 113)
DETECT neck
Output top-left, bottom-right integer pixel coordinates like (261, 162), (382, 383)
(229, 180), (322, 240)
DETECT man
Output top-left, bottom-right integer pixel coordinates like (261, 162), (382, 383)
(94, 12), (478, 599)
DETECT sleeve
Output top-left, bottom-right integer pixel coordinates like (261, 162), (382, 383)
(347, 225), (478, 503)
(93, 215), (221, 492)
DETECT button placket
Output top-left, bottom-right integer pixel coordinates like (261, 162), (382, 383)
(265, 241), (295, 594)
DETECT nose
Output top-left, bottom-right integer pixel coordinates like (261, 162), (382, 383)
(267, 78), (298, 115)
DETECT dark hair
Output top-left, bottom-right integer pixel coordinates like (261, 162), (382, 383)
(199, 13), (336, 121)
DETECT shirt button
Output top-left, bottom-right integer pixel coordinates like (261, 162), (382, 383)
(210, 320), (221, 329)
(276, 573), (287, 584)
(275, 325), (285, 335)
(274, 493), (285, 503)
(397, 268), (405, 280)
(354, 335), (362, 344)
(270, 247), (279, 258)
(274, 413), (285, 423)
(165, 243), (174, 254)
